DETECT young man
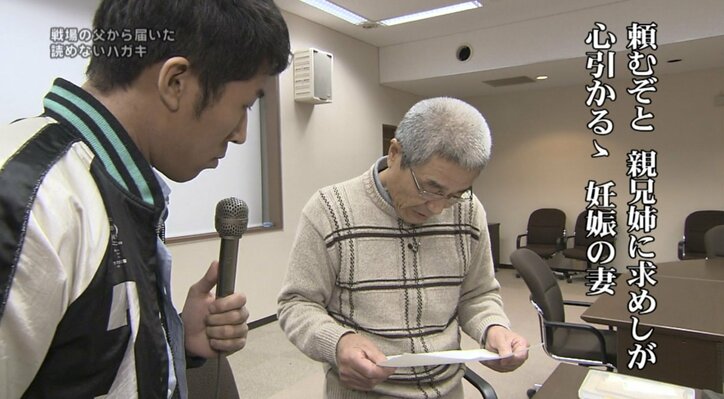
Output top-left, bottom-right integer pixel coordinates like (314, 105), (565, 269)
(0, 1), (290, 397)
(278, 97), (528, 398)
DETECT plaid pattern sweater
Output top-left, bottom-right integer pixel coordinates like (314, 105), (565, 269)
(278, 165), (510, 398)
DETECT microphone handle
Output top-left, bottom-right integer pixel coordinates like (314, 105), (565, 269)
(216, 237), (240, 298)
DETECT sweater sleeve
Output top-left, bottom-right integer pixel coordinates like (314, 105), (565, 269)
(456, 199), (511, 345)
(277, 195), (354, 366)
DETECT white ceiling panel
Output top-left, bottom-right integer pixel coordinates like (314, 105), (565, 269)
(275, 0), (724, 98)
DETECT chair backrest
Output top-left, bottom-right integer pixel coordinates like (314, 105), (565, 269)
(573, 211), (593, 248)
(574, 210), (615, 248)
(526, 208), (566, 246)
(684, 210), (724, 254)
(705, 224), (724, 258)
(510, 248), (565, 323)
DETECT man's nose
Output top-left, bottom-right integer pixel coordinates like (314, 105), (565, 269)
(425, 198), (447, 215)
(230, 114), (248, 144)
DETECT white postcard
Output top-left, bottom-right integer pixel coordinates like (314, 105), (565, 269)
(379, 345), (533, 368)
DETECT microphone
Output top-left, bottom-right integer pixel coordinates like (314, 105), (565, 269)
(214, 197), (248, 298)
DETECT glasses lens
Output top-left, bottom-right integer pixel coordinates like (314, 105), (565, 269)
(448, 190), (472, 204)
(412, 168), (473, 204)
(421, 191), (446, 201)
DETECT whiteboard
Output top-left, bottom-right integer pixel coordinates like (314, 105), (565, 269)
(0, 0), (264, 238)
(161, 104), (263, 237)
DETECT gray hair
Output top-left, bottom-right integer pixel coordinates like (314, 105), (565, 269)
(395, 97), (492, 170)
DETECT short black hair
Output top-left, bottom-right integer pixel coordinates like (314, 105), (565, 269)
(86, 0), (290, 112)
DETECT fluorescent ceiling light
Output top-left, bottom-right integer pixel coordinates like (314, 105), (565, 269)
(297, 1), (483, 27)
(298, 0), (368, 25)
(379, 1), (483, 26)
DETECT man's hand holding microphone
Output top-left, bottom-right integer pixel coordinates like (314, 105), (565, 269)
(182, 197), (250, 358)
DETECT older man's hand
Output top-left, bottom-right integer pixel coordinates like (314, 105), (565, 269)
(336, 333), (396, 391)
(480, 325), (529, 372)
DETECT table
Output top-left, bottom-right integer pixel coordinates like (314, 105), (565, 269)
(656, 258), (724, 282)
(581, 274), (724, 391)
(534, 363), (705, 399)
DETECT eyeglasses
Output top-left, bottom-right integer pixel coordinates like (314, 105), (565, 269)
(409, 168), (473, 205)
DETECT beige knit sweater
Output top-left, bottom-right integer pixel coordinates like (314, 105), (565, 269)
(278, 165), (510, 398)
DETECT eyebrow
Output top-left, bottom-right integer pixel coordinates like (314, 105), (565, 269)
(421, 177), (447, 193)
(423, 176), (470, 196)
(425, 179), (445, 191)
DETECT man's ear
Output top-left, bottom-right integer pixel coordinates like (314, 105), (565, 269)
(387, 138), (401, 162)
(157, 57), (192, 112)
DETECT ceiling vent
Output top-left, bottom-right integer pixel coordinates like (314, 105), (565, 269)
(483, 76), (536, 87)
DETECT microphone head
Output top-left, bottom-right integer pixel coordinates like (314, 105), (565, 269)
(215, 197), (248, 239)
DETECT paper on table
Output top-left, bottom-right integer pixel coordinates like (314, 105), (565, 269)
(378, 344), (537, 368)
(578, 369), (696, 399)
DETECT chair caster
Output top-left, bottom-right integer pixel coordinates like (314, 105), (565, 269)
(526, 383), (541, 397)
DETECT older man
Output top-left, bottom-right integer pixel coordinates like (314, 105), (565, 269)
(278, 97), (528, 398)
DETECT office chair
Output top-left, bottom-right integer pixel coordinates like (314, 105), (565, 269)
(515, 208), (566, 279)
(678, 210), (724, 260)
(510, 248), (617, 369)
(186, 356), (240, 399)
(704, 224), (724, 259)
(516, 208), (567, 258)
(463, 368), (498, 399)
(560, 211), (615, 283)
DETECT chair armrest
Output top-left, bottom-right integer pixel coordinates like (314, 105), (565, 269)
(463, 368), (498, 399)
(677, 238), (686, 260)
(556, 230), (568, 250)
(516, 233), (527, 249)
(543, 320), (611, 364)
(563, 300), (593, 308)
(562, 301), (613, 330)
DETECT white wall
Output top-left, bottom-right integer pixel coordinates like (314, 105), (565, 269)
(168, 12), (421, 321)
(0, 0), (99, 124)
(469, 67), (724, 270)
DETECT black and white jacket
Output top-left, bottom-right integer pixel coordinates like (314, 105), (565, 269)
(0, 79), (185, 398)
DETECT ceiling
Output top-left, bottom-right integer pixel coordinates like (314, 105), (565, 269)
(274, 0), (724, 98)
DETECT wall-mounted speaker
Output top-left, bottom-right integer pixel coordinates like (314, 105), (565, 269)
(293, 48), (333, 104)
